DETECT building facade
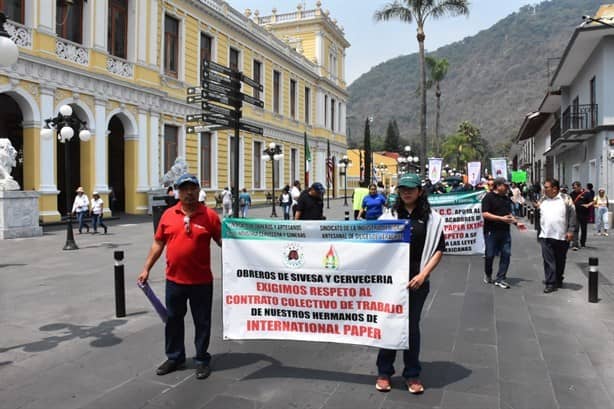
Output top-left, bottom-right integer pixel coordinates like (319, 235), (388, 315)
(0, 0), (349, 222)
(513, 5), (614, 195)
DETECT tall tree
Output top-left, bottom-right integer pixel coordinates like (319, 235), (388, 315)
(363, 118), (372, 186)
(425, 55), (449, 156)
(374, 0), (470, 167)
(384, 119), (401, 152)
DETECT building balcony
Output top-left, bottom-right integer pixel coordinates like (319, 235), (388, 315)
(561, 104), (598, 137)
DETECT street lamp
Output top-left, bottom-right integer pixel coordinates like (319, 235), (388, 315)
(397, 145), (420, 174)
(338, 155), (352, 206)
(0, 12), (19, 67)
(41, 104), (91, 250)
(263, 142), (283, 217)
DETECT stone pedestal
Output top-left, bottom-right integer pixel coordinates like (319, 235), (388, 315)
(0, 191), (44, 239)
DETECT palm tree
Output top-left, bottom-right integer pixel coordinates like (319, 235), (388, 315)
(374, 0), (470, 166)
(425, 55), (449, 156)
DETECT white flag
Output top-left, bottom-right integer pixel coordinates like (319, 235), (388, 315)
(428, 158), (443, 184)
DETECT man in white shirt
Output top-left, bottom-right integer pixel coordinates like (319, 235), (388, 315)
(290, 180), (301, 218)
(90, 192), (108, 234)
(536, 178), (576, 293)
(71, 186), (90, 234)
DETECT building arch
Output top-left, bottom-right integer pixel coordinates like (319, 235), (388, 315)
(106, 109), (138, 214)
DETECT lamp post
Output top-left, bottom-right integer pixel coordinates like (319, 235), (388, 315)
(263, 142), (283, 217)
(40, 104), (91, 250)
(397, 145), (420, 175)
(0, 12), (19, 67)
(338, 155), (351, 206)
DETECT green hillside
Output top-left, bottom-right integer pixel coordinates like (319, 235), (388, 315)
(347, 0), (604, 152)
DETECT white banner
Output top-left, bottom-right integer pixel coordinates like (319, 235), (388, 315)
(428, 191), (486, 255)
(222, 219), (412, 349)
(490, 158), (508, 181)
(428, 158), (443, 183)
(467, 162), (481, 186)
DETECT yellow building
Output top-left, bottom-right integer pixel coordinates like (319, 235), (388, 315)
(345, 149), (399, 192)
(0, 0), (349, 222)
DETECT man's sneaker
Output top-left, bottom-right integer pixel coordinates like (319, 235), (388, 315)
(156, 359), (185, 376)
(375, 376), (391, 392)
(543, 286), (557, 294)
(406, 378), (424, 394)
(494, 280), (510, 289)
(604, 232), (609, 237)
(483, 275), (493, 284)
(195, 363), (211, 380)
(572, 246), (579, 251)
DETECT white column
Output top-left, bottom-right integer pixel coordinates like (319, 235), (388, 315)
(38, 0), (54, 34)
(137, 109), (150, 191)
(149, 112), (160, 188)
(149, 0), (159, 66)
(178, 125), (186, 159)
(316, 149), (325, 184)
(137, 0), (148, 63)
(93, 0), (109, 52)
(315, 31), (324, 76)
(39, 87), (57, 192)
(94, 99), (108, 193)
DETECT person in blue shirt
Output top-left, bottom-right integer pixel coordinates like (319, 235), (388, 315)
(358, 183), (387, 220)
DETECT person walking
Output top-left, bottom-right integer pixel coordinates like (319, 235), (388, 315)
(570, 181), (590, 250)
(594, 188), (609, 236)
(510, 182), (524, 216)
(352, 184), (369, 220)
(138, 174), (222, 379)
(290, 180), (301, 218)
(221, 187), (232, 217)
(90, 192), (108, 234)
(238, 188), (251, 218)
(481, 177), (517, 289)
(536, 179), (576, 293)
(71, 187), (90, 234)
(198, 188), (207, 205)
(375, 173), (445, 395)
(294, 182), (325, 220)
(358, 183), (387, 220)
(279, 185), (292, 220)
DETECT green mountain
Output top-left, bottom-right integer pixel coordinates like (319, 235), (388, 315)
(347, 0), (604, 153)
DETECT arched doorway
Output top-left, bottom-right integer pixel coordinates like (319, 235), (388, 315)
(108, 116), (125, 213)
(0, 94), (24, 189)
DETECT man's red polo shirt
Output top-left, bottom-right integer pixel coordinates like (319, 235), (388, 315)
(155, 202), (221, 285)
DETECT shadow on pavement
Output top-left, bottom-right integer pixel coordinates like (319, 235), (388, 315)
(505, 277), (533, 287)
(212, 353), (471, 388)
(0, 264), (27, 268)
(0, 319), (127, 353)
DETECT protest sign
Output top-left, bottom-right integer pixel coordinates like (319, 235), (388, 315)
(222, 219), (411, 349)
(429, 191), (486, 255)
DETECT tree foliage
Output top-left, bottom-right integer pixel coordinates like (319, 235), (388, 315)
(363, 118), (372, 185)
(384, 119), (401, 152)
(440, 121), (492, 171)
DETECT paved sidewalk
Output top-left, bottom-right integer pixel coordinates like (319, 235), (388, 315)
(1, 199), (614, 409)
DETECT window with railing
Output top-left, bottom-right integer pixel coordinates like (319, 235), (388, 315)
(200, 33), (212, 78)
(290, 79), (297, 119)
(273, 70), (281, 114)
(561, 104), (598, 134)
(252, 60), (262, 100)
(1, 0), (24, 24)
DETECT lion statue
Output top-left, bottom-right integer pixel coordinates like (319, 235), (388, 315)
(0, 138), (20, 190)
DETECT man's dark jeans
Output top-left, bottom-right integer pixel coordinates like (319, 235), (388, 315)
(540, 238), (569, 286)
(377, 281), (430, 379)
(165, 280), (213, 365)
(484, 229), (511, 282)
(572, 215), (588, 247)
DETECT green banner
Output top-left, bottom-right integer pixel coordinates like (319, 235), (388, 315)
(511, 170), (527, 183)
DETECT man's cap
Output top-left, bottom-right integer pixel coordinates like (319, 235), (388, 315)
(493, 177), (510, 187)
(76, 186), (84, 193)
(398, 173), (421, 189)
(175, 173), (200, 188)
(92, 191), (99, 196)
(310, 182), (325, 194)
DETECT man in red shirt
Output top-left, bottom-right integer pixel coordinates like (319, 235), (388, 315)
(138, 173), (222, 380)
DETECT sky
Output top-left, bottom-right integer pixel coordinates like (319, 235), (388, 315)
(227, 0), (539, 84)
